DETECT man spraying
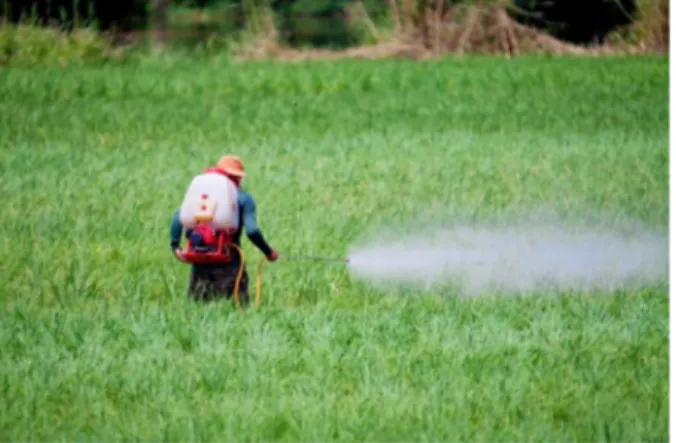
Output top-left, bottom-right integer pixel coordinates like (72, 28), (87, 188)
(170, 155), (278, 304)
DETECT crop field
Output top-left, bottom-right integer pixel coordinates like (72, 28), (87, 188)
(0, 55), (669, 440)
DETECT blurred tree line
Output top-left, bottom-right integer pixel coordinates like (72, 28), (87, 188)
(0, 0), (638, 47)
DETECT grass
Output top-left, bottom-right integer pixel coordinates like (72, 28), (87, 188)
(0, 55), (669, 440)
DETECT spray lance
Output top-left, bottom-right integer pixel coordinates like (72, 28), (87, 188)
(281, 255), (350, 264)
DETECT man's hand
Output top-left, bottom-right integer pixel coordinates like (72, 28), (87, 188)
(174, 249), (187, 262)
(267, 249), (279, 262)
(171, 242), (187, 262)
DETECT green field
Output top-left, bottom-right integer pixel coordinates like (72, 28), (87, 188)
(0, 55), (669, 441)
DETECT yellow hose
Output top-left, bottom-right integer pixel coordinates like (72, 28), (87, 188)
(228, 244), (246, 311)
(228, 244), (267, 311)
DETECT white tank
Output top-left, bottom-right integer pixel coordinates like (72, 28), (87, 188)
(179, 172), (240, 233)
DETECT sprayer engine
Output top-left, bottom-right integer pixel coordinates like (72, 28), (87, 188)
(189, 222), (219, 253)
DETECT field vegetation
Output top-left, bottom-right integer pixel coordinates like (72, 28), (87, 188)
(0, 52), (669, 440)
(0, 0), (669, 67)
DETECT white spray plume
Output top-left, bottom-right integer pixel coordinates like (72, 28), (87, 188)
(347, 211), (668, 297)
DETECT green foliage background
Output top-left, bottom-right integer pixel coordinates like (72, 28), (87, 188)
(0, 0), (642, 49)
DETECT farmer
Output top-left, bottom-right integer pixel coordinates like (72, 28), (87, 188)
(169, 155), (278, 304)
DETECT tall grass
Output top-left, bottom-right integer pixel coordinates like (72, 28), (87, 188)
(629, 0), (669, 51)
(0, 23), (123, 67)
(233, 0), (669, 59)
(0, 55), (668, 440)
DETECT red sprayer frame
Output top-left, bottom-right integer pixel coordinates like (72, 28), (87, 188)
(179, 229), (236, 265)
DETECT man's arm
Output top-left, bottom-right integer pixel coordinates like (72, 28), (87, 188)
(241, 194), (275, 258)
(170, 209), (183, 250)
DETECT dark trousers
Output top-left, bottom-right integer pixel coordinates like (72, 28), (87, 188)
(188, 262), (250, 305)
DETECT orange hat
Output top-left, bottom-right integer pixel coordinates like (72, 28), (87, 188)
(216, 155), (246, 177)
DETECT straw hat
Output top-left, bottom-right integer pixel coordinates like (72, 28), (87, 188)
(216, 155), (246, 177)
